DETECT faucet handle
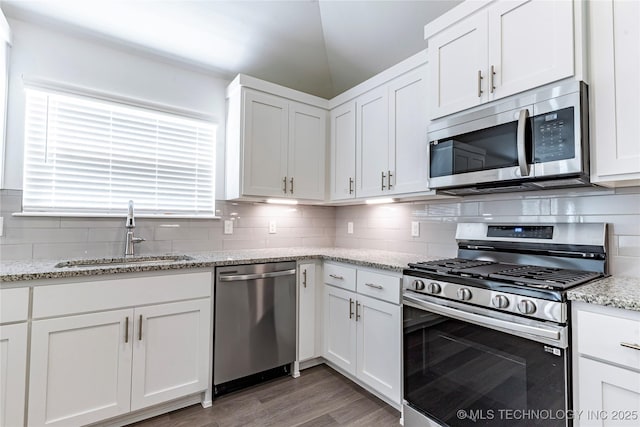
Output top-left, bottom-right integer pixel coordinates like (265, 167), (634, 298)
(132, 237), (145, 243)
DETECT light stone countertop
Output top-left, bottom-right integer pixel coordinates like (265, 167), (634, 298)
(3, 248), (638, 312)
(0, 247), (437, 285)
(567, 276), (640, 312)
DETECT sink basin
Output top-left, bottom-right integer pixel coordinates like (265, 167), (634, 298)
(54, 255), (194, 268)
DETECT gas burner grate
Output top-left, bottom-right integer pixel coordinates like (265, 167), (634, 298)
(489, 265), (602, 289)
(408, 258), (495, 274)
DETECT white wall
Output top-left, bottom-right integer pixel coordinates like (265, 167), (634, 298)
(2, 18), (229, 198)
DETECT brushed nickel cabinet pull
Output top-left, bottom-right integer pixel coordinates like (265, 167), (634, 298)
(349, 177), (354, 194)
(388, 170), (393, 189)
(477, 70), (483, 98)
(490, 65), (496, 93)
(329, 274), (344, 280)
(349, 298), (354, 319)
(125, 316), (129, 343)
(620, 342), (640, 351)
(302, 269), (307, 287)
(356, 301), (361, 321)
(365, 283), (383, 289)
(290, 177), (294, 194)
(139, 314), (143, 341)
(381, 171), (386, 190)
(282, 176), (287, 194)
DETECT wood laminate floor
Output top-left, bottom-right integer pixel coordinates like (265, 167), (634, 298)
(129, 365), (401, 427)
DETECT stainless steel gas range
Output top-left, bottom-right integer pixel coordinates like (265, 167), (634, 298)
(402, 223), (607, 427)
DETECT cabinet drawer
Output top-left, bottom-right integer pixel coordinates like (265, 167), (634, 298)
(33, 271), (212, 319)
(576, 309), (640, 370)
(356, 270), (401, 304)
(323, 263), (356, 291)
(0, 288), (29, 323)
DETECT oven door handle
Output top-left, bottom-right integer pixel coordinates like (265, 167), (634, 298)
(403, 294), (564, 344)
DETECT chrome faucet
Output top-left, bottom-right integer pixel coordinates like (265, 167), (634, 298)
(124, 200), (145, 256)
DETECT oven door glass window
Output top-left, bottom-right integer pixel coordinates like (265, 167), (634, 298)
(403, 305), (567, 427)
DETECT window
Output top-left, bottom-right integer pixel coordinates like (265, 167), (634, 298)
(22, 87), (216, 217)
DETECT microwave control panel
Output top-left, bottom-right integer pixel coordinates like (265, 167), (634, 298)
(533, 107), (575, 163)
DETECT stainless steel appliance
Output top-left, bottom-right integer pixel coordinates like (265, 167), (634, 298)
(403, 223), (607, 427)
(428, 80), (591, 195)
(214, 262), (296, 396)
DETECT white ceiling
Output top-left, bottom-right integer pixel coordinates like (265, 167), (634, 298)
(0, 0), (461, 99)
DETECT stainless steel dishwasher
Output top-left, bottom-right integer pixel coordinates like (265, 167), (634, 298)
(214, 262), (296, 396)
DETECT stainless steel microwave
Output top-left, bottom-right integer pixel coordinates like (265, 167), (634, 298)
(428, 80), (590, 196)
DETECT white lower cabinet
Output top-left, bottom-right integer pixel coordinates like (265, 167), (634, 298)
(131, 299), (211, 411)
(298, 262), (320, 362)
(27, 272), (212, 427)
(323, 263), (401, 406)
(573, 302), (640, 427)
(0, 288), (29, 427)
(29, 310), (133, 427)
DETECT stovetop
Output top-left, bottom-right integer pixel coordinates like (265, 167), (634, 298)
(407, 258), (603, 291)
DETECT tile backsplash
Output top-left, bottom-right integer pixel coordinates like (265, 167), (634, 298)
(1, 186), (639, 277)
(0, 190), (335, 260)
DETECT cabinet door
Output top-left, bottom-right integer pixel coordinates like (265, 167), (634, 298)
(131, 299), (211, 411)
(388, 66), (429, 195)
(577, 357), (640, 427)
(298, 263), (317, 361)
(0, 323), (27, 427)
(28, 310), (133, 427)
(288, 102), (326, 200)
(428, 12), (488, 119)
(355, 294), (401, 405)
(323, 285), (357, 376)
(356, 87), (390, 198)
(590, 0), (640, 183)
(488, 0), (574, 101)
(330, 101), (356, 200)
(242, 89), (289, 197)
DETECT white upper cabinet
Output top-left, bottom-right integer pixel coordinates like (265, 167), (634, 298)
(288, 102), (326, 200)
(428, 12), (488, 117)
(241, 89), (289, 198)
(356, 86), (389, 198)
(225, 75), (327, 202)
(388, 66), (429, 195)
(330, 101), (356, 200)
(328, 52), (431, 202)
(488, 0), (574, 100)
(589, 0), (640, 186)
(427, 0), (576, 119)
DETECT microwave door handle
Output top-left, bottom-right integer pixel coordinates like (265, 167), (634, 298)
(517, 108), (531, 177)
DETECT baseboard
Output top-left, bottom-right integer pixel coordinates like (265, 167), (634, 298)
(88, 393), (203, 427)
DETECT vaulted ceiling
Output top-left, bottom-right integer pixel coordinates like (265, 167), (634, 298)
(0, 0), (461, 98)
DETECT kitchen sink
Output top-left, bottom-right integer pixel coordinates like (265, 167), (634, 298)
(54, 255), (194, 268)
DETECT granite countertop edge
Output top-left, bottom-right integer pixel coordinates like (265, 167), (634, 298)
(0, 247), (430, 285)
(567, 276), (640, 312)
(3, 249), (639, 312)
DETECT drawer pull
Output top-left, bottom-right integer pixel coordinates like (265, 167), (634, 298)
(365, 283), (383, 290)
(620, 342), (640, 351)
(329, 274), (344, 280)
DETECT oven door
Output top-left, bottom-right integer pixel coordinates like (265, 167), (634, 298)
(403, 293), (570, 427)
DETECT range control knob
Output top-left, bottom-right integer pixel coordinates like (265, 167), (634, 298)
(457, 288), (472, 301)
(492, 295), (510, 309)
(427, 282), (442, 294)
(518, 300), (537, 315)
(413, 280), (425, 291)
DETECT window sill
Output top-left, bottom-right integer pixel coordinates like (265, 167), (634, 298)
(12, 212), (221, 220)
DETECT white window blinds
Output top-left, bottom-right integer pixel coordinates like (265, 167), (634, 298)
(22, 88), (216, 216)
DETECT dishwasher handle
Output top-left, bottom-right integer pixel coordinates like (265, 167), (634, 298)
(218, 268), (297, 282)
